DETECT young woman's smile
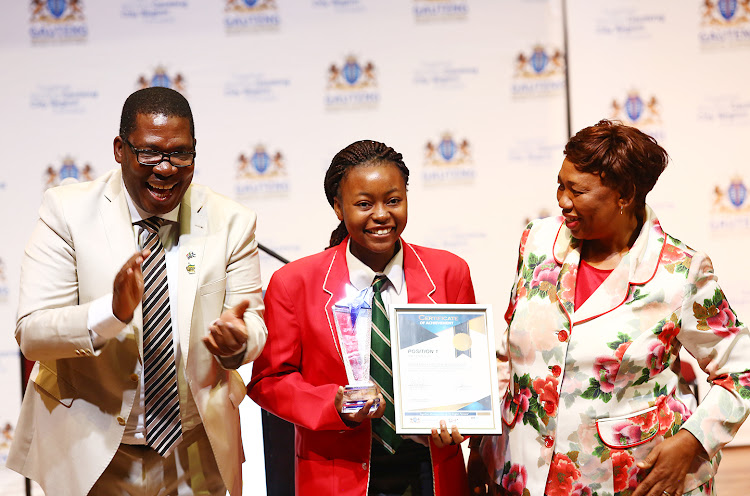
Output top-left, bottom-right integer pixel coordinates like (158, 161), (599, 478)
(333, 161), (408, 272)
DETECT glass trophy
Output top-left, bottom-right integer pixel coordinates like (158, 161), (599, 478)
(332, 287), (381, 413)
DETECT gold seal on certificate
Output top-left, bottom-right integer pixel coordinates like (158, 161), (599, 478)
(332, 287), (381, 413)
(389, 304), (502, 434)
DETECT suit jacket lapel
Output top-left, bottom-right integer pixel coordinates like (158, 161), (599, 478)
(402, 241), (437, 304)
(322, 239), (440, 357)
(560, 206), (665, 324)
(573, 256), (631, 323)
(100, 171), (143, 353)
(322, 242), (350, 360)
(177, 186), (207, 364)
(552, 223), (579, 327)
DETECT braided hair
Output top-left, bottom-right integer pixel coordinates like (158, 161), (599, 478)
(324, 140), (409, 248)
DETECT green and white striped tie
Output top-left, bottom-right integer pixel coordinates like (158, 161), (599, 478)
(370, 275), (402, 454)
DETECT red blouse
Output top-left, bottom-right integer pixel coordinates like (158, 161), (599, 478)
(574, 259), (613, 311)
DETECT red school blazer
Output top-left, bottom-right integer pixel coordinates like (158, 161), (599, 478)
(248, 238), (475, 496)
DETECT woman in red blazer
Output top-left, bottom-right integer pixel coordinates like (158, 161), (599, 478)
(248, 140), (474, 495)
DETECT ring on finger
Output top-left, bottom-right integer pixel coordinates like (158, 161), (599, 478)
(662, 491), (671, 496)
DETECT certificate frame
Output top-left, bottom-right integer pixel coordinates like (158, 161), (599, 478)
(389, 304), (502, 435)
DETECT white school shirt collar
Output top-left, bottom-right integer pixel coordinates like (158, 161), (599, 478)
(345, 238), (405, 293)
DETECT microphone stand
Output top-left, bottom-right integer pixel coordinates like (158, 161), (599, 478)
(258, 242), (290, 265)
(256, 241), (294, 495)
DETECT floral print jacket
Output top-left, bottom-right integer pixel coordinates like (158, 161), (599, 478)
(493, 207), (750, 496)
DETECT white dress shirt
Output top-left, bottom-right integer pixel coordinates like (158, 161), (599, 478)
(344, 239), (408, 313)
(344, 240), (433, 446)
(86, 184), (183, 444)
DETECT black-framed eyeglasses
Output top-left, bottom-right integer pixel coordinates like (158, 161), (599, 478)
(123, 138), (196, 167)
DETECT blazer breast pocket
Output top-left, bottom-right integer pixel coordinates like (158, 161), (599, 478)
(199, 276), (227, 296)
(199, 276), (227, 317)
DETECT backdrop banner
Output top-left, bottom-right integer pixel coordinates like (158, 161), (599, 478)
(0, 1), (748, 493)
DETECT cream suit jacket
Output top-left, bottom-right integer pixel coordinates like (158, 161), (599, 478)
(7, 169), (266, 496)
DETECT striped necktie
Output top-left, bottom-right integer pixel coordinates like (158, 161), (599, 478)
(370, 275), (402, 454)
(139, 217), (182, 457)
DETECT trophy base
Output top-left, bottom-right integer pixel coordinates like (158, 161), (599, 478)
(341, 384), (380, 413)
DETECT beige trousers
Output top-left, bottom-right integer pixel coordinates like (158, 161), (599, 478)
(89, 424), (226, 496)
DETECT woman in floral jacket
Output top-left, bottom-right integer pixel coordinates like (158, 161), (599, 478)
(472, 120), (750, 496)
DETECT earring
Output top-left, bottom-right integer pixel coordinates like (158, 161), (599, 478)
(620, 206), (623, 215)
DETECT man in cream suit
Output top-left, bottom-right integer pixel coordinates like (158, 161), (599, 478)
(7, 87), (266, 496)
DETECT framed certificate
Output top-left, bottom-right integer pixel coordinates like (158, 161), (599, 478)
(389, 304), (502, 435)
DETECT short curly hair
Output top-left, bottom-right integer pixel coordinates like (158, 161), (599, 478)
(564, 119), (668, 207)
(119, 87), (194, 140)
